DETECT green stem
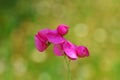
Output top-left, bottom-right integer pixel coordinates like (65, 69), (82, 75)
(64, 56), (71, 80)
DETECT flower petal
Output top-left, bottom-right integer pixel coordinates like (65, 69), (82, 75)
(46, 30), (65, 44)
(63, 41), (78, 60)
(38, 28), (51, 42)
(76, 46), (89, 57)
(34, 35), (48, 52)
(53, 44), (64, 56)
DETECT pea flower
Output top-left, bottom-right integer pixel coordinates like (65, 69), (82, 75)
(34, 24), (69, 52)
(54, 41), (78, 60)
(34, 24), (89, 60)
(34, 29), (50, 52)
(53, 40), (89, 60)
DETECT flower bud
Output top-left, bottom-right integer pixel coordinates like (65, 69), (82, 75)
(57, 24), (69, 35)
(76, 46), (89, 58)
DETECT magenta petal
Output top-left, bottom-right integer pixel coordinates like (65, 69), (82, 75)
(54, 44), (64, 56)
(63, 41), (78, 60)
(38, 28), (51, 42)
(76, 46), (89, 57)
(34, 35), (47, 52)
(46, 30), (65, 44)
(57, 24), (69, 35)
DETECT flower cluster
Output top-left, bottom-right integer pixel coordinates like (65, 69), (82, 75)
(35, 24), (89, 60)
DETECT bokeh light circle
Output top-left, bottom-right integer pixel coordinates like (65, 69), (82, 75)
(77, 64), (93, 80)
(94, 28), (107, 43)
(111, 30), (120, 44)
(74, 23), (89, 37)
(38, 72), (52, 80)
(31, 49), (47, 63)
(13, 58), (27, 77)
(0, 60), (6, 74)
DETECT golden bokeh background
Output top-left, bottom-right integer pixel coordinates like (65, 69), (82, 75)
(0, 0), (120, 80)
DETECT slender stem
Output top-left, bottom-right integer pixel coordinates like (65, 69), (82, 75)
(64, 56), (71, 80)
(68, 60), (71, 80)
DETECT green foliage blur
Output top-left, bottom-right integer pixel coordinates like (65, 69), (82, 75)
(0, 0), (120, 80)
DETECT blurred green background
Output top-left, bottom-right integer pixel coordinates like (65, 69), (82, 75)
(0, 0), (120, 80)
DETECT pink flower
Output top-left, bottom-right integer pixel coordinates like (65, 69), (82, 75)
(63, 41), (78, 60)
(53, 41), (89, 60)
(35, 24), (69, 52)
(54, 43), (64, 56)
(34, 24), (90, 60)
(46, 30), (65, 44)
(54, 40), (78, 60)
(57, 24), (69, 36)
(35, 29), (53, 52)
(34, 33), (48, 52)
(37, 28), (50, 43)
(76, 46), (89, 58)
